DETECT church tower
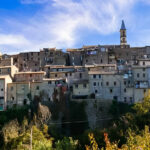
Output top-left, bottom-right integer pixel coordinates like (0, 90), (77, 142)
(120, 20), (127, 46)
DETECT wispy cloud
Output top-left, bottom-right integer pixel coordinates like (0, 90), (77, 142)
(0, 0), (149, 53)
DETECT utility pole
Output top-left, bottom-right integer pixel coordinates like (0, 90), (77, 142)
(30, 127), (32, 150)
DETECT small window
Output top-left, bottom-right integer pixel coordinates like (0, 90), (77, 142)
(93, 82), (96, 86)
(11, 86), (13, 91)
(143, 68), (145, 71)
(101, 82), (103, 86)
(124, 97), (127, 102)
(79, 73), (82, 78)
(30, 74), (32, 77)
(106, 82), (109, 86)
(99, 75), (101, 78)
(95, 90), (98, 93)
(65, 73), (68, 77)
(123, 88), (126, 93)
(137, 73), (140, 78)
(110, 89), (113, 93)
(1, 88), (3, 91)
(83, 84), (87, 88)
(75, 84), (78, 88)
(143, 62), (145, 65)
(144, 89), (146, 93)
(124, 81), (126, 85)
(70, 73), (72, 76)
(143, 73), (145, 78)
(114, 82), (116, 86)
(11, 97), (14, 100)
(48, 81), (51, 84)
(55, 74), (57, 77)
(93, 75), (96, 79)
(36, 86), (39, 90)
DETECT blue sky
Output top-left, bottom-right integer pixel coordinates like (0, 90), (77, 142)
(0, 0), (150, 54)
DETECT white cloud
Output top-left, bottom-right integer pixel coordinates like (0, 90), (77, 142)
(0, 34), (30, 45)
(0, 0), (149, 53)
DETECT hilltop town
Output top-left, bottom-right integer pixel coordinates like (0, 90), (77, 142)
(0, 20), (150, 111)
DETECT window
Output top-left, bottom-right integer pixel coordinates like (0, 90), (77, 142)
(83, 84), (87, 88)
(144, 89), (146, 93)
(95, 90), (98, 93)
(130, 97), (132, 102)
(143, 68), (145, 71)
(48, 81), (51, 84)
(93, 82), (96, 86)
(1, 88), (3, 91)
(110, 89), (113, 93)
(36, 86), (39, 90)
(99, 75), (101, 78)
(86, 59), (88, 63)
(101, 82), (103, 86)
(143, 73), (145, 78)
(30, 74), (32, 77)
(65, 73), (68, 77)
(93, 74), (96, 79)
(70, 73), (72, 76)
(124, 88), (126, 93)
(55, 74), (57, 77)
(80, 73), (82, 78)
(106, 82), (109, 86)
(124, 81), (126, 85)
(143, 62), (145, 65)
(114, 82), (116, 86)
(11, 86), (13, 91)
(75, 84), (78, 88)
(11, 97), (14, 101)
(124, 97), (127, 102)
(137, 73), (140, 78)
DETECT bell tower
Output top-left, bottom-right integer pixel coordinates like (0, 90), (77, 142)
(120, 20), (127, 46)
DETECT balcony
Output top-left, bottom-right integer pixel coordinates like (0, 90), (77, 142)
(135, 81), (148, 88)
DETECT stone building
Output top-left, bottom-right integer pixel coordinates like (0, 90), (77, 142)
(72, 80), (89, 99)
(0, 75), (12, 110)
(12, 48), (69, 72)
(14, 71), (45, 82)
(7, 78), (67, 107)
(3, 19), (150, 109)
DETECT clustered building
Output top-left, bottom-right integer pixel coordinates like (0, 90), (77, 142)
(0, 20), (150, 111)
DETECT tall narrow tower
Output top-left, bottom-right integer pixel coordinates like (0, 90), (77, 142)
(120, 20), (127, 46)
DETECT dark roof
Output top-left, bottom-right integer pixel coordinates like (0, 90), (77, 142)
(121, 20), (126, 30)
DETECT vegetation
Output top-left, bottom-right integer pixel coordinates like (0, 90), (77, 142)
(1, 94), (150, 149)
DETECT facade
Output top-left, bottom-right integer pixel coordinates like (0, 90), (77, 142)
(12, 48), (69, 72)
(0, 75), (12, 110)
(2, 20), (150, 110)
(72, 80), (89, 99)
